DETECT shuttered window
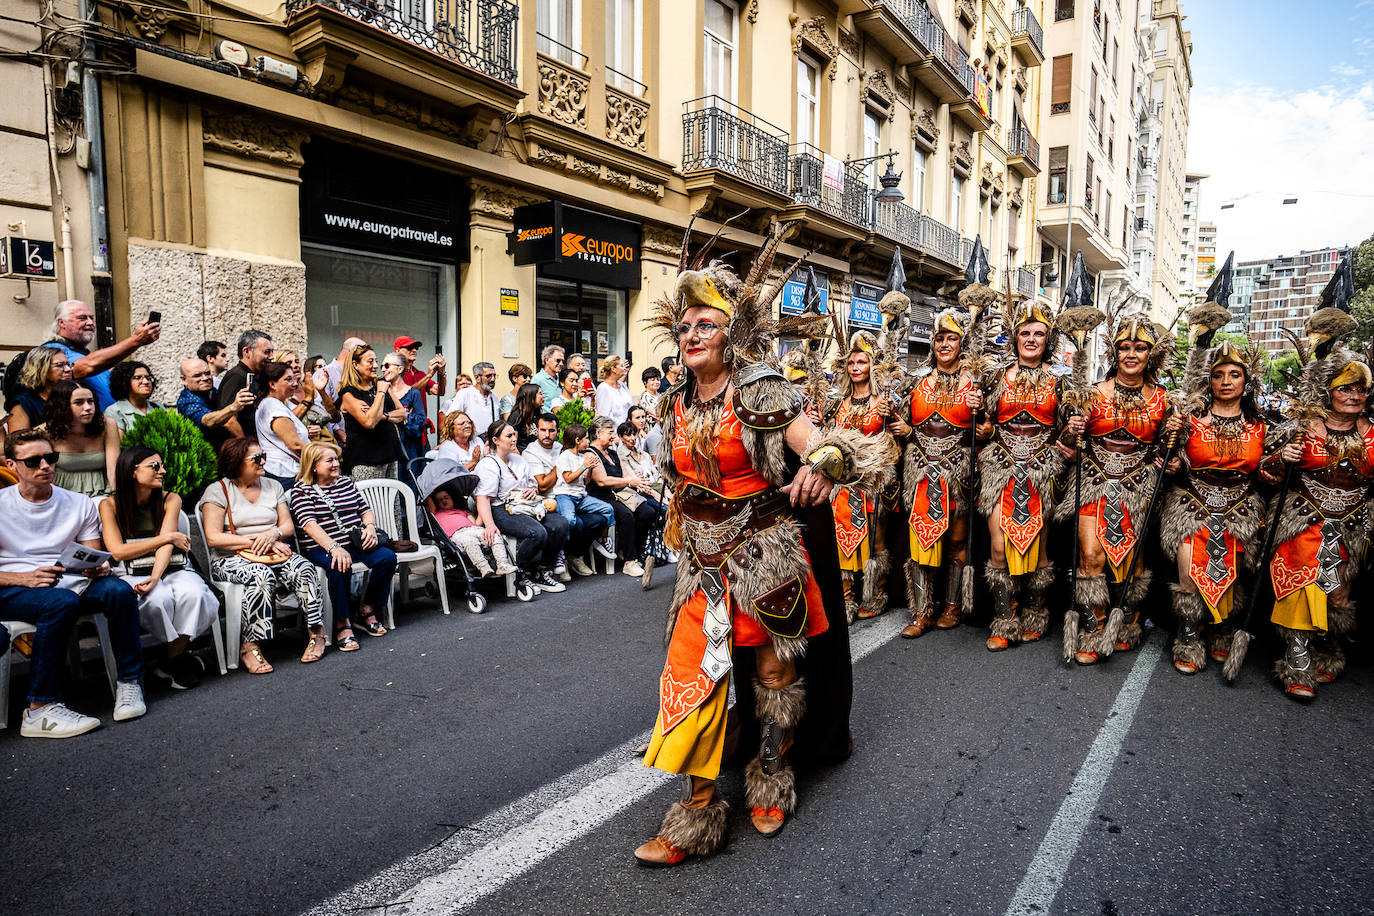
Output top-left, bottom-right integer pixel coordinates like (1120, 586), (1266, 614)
(1051, 55), (1071, 112)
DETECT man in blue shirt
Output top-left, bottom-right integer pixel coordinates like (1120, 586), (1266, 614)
(175, 357), (249, 449)
(46, 299), (160, 411)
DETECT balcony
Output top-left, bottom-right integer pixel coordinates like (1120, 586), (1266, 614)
(911, 23), (971, 106)
(783, 143), (873, 237)
(681, 96), (791, 207)
(854, 0), (937, 67)
(1017, 267), (1036, 298)
(1006, 125), (1040, 177)
(1009, 6), (1044, 66)
(285, 0), (521, 103)
(872, 200), (967, 275)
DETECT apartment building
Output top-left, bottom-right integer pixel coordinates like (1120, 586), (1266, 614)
(1192, 220), (1216, 302)
(1174, 171), (1205, 304)
(1244, 247), (1349, 357)
(4, 0), (1048, 391)
(1222, 258), (1267, 334)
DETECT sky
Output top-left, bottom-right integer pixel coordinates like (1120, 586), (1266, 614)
(1184, 0), (1374, 262)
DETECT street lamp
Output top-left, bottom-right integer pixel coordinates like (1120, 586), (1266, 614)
(848, 151), (905, 203)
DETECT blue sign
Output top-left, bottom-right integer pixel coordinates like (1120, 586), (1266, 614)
(780, 273), (830, 316)
(849, 281), (885, 329)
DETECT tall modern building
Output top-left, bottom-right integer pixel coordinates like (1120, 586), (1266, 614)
(1244, 247), (1349, 356)
(1223, 258), (1268, 333)
(1192, 220), (1217, 300)
(1174, 171), (1206, 303)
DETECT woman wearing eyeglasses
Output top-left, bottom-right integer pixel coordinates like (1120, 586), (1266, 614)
(103, 360), (164, 487)
(5, 345), (72, 432)
(633, 237), (896, 867)
(100, 447), (219, 690)
(198, 437), (324, 673)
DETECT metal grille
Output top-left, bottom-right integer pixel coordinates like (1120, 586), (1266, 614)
(789, 144), (872, 227)
(875, 0), (936, 53)
(681, 96), (791, 195)
(1010, 6), (1044, 55)
(1007, 126), (1040, 166)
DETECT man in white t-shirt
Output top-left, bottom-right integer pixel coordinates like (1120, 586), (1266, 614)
(0, 430), (147, 738)
(444, 361), (500, 436)
(521, 414), (563, 495)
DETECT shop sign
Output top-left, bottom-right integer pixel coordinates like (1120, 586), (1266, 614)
(0, 236), (57, 279)
(500, 288), (519, 315)
(300, 140), (466, 262)
(510, 200), (642, 289)
(850, 281), (885, 328)
(779, 270), (830, 316)
(909, 320), (934, 343)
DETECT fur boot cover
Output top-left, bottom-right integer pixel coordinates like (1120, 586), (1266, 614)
(1115, 570), (1152, 650)
(1311, 638), (1347, 683)
(1170, 585), (1208, 672)
(1272, 626), (1317, 691)
(985, 564), (1021, 642)
(754, 676), (807, 728)
(906, 559), (932, 620)
(1076, 575), (1113, 656)
(657, 794), (730, 857)
(745, 757), (797, 816)
(1021, 564), (1055, 639)
(859, 552), (891, 617)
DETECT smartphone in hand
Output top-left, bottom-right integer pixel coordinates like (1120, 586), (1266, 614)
(148, 311), (161, 324)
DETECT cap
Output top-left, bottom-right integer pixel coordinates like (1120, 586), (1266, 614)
(394, 336), (423, 350)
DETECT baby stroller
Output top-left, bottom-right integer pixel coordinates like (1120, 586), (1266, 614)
(411, 457), (533, 610)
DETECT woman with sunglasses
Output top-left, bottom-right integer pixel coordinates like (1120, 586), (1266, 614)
(6, 345), (72, 432)
(198, 437), (324, 673)
(103, 360), (164, 486)
(44, 380), (111, 499)
(436, 410), (484, 470)
(100, 447), (219, 689)
(382, 351), (427, 464)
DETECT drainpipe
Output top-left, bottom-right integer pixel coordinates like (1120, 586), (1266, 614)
(40, 65), (75, 301)
(81, 0), (115, 346)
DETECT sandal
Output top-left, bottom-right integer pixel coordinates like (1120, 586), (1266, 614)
(301, 629), (326, 664)
(749, 805), (786, 837)
(358, 614), (388, 638)
(986, 636), (1009, 652)
(334, 626), (360, 652)
(1075, 650), (1101, 666)
(240, 644), (273, 675)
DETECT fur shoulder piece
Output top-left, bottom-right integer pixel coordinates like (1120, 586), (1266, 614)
(733, 371), (802, 430)
(804, 426), (899, 496)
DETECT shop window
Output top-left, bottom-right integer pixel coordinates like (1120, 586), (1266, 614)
(536, 276), (627, 378)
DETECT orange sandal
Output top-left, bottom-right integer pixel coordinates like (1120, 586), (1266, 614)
(1173, 660), (1199, 675)
(1075, 650), (1100, 666)
(986, 636), (1009, 651)
(633, 835), (686, 867)
(1285, 683), (1315, 700)
(750, 805), (786, 837)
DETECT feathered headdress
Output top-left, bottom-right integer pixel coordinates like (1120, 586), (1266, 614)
(1102, 290), (1173, 383)
(1004, 242), (1062, 362)
(1181, 252), (1261, 409)
(833, 249), (912, 398)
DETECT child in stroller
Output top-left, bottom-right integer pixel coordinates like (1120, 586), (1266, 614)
(426, 483), (518, 578)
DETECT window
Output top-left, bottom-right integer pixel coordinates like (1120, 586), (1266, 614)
(1051, 55), (1072, 113)
(796, 56), (820, 146)
(704, 0), (737, 101)
(1107, 116), (1115, 161)
(912, 146), (927, 209)
(1089, 67), (1098, 105)
(1112, 39), (1119, 83)
(863, 108), (882, 187)
(606, 0), (641, 91)
(951, 174), (964, 229)
(538, 0), (581, 66)
(1048, 146), (1068, 204)
(1055, 0), (1073, 21)
(1104, 190), (1112, 236)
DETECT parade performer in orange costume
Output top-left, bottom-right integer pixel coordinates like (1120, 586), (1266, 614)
(634, 222), (896, 866)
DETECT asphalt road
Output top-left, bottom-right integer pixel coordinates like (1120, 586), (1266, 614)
(3, 566), (1372, 916)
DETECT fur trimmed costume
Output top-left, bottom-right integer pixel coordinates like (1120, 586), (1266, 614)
(824, 390), (897, 622)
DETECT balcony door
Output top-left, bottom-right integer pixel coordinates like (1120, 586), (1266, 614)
(862, 108), (881, 187)
(538, 0), (581, 66)
(796, 55), (820, 147)
(606, 0), (641, 91)
(704, 0), (737, 102)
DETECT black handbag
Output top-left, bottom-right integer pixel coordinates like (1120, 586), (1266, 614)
(312, 484), (392, 551)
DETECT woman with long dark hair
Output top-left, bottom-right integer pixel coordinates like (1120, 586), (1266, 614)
(44, 379), (110, 498)
(506, 383), (546, 451)
(100, 447), (219, 689)
(103, 360), (164, 485)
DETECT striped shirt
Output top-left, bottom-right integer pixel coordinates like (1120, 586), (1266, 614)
(289, 476), (370, 551)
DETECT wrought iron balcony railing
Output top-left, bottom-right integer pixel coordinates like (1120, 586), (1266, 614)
(789, 144), (872, 228)
(1018, 267), (1036, 297)
(875, 0), (936, 54)
(286, 0), (519, 85)
(1007, 125), (1040, 165)
(1010, 6), (1044, 57)
(682, 96), (791, 196)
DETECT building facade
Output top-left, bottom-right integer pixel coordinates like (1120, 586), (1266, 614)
(1137, 0), (1191, 322)
(1244, 247), (1349, 357)
(1191, 219), (1216, 301)
(1174, 170), (1205, 303)
(0, 0), (1048, 403)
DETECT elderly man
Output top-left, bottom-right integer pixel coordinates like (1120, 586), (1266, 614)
(45, 299), (160, 411)
(0, 429), (147, 737)
(176, 357), (249, 449)
(445, 361), (500, 434)
(215, 329), (274, 439)
(196, 340), (229, 392)
(532, 344), (565, 405)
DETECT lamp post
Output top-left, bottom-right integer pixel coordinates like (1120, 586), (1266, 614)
(848, 150), (905, 227)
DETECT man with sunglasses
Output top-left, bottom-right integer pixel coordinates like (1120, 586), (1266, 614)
(532, 344), (566, 405)
(0, 429), (147, 737)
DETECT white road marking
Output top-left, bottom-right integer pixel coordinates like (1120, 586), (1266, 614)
(307, 611), (908, 915)
(1004, 639), (1164, 916)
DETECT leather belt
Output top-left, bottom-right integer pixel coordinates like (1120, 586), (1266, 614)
(680, 485), (790, 568)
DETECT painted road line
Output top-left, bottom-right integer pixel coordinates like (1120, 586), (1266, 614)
(1004, 639), (1164, 916)
(308, 611), (908, 915)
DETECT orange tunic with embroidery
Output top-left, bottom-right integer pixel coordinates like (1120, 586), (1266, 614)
(908, 375), (975, 553)
(1179, 415), (1266, 613)
(655, 396), (828, 738)
(992, 374), (1059, 559)
(1270, 428), (1374, 629)
(1079, 386), (1168, 571)
(831, 396), (887, 566)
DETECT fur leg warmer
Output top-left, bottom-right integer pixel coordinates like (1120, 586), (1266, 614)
(841, 573), (858, 625)
(1311, 637), (1347, 683)
(1115, 570), (1152, 651)
(656, 793), (730, 857)
(1076, 575), (1113, 656)
(1020, 564), (1055, 640)
(1327, 602), (1357, 638)
(747, 677), (806, 816)
(986, 564), (1021, 642)
(859, 552), (891, 618)
(1170, 584), (1208, 673)
(1272, 626), (1317, 692)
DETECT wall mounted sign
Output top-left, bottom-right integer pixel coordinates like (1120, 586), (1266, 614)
(500, 288), (519, 315)
(0, 236), (57, 279)
(849, 281), (885, 329)
(510, 200), (642, 289)
(779, 270), (831, 316)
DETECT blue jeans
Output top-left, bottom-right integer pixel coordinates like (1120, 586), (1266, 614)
(0, 577), (145, 704)
(303, 543), (397, 621)
(554, 493), (615, 544)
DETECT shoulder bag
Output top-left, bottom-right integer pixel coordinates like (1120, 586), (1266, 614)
(221, 480), (289, 565)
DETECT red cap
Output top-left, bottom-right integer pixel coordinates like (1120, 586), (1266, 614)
(394, 336), (423, 350)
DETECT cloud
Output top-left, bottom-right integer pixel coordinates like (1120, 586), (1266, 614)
(1332, 62), (1365, 77)
(1187, 81), (1374, 259)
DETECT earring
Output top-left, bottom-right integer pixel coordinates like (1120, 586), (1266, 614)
(723, 343), (736, 364)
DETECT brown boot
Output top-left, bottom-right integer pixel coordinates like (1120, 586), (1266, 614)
(634, 776), (727, 867)
(936, 563), (965, 628)
(901, 563), (936, 638)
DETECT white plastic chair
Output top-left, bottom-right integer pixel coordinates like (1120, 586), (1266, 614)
(355, 478), (451, 627)
(194, 505), (331, 670)
(170, 511), (227, 675)
(0, 621), (37, 730)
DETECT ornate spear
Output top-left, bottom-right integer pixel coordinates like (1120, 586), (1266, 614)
(959, 237), (995, 615)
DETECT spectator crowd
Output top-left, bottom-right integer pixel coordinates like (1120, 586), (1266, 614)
(0, 303), (674, 739)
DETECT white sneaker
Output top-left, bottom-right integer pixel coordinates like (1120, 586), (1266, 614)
(622, 559), (645, 578)
(554, 565), (572, 582)
(21, 702), (100, 738)
(593, 537), (617, 559)
(569, 556), (595, 577)
(113, 681), (147, 722)
(493, 562), (519, 576)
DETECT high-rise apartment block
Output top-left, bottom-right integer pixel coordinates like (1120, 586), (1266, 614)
(1242, 248), (1350, 356)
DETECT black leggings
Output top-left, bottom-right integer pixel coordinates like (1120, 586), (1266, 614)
(490, 507), (569, 572)
(610, 496), (662, 560)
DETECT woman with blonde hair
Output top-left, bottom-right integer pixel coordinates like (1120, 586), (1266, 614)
(7, 346), (72, 431)
(382, 351), (427, 464)
(595, 356), (633, 425)
(338, 344), (406, 480)
(436, 410), (484, 470)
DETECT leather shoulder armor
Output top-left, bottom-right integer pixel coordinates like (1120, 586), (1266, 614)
(733, 372), (802, 430)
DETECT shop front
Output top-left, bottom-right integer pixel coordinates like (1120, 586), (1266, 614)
(511, 200), (640, 377)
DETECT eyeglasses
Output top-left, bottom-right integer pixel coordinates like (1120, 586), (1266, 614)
(248, 454), (266, 465)
(16, 452), (58, 468)
(139, 460), (165, 472)
(131, 373), (153, 382)
(675, 321), (722, 339)
(1334, 385), (1369, 395)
